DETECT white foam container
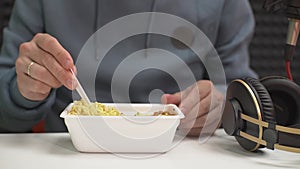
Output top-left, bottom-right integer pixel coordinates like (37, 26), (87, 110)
(60, 103), (184, 153)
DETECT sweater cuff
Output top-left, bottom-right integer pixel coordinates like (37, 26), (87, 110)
(10, 78), (44, 109)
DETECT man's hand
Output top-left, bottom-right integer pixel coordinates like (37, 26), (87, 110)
(15, 33), (77, 101)
(161, 80), (224, 137)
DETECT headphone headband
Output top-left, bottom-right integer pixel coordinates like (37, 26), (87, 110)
(239, 113), (300, 153)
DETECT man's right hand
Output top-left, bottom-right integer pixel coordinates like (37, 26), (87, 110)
(15, 33), (77, 101)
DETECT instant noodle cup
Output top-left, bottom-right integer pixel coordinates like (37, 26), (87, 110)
(60, 102), (184, 153)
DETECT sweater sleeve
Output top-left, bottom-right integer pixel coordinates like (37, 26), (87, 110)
(215, 0), (258, 84)
(0, 0), (56, 132)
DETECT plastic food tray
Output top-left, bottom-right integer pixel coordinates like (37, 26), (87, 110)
(60, 103), (184, 153)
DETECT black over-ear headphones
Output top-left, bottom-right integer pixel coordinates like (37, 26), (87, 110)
(222, 76), (300, 153)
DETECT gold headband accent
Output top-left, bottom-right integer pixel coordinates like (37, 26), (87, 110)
(240, 130), (300, 153)
(241, 113), (300, 135)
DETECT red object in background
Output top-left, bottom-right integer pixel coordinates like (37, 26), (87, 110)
(286, 60), (294, 81)
(32, 120), (45, 133)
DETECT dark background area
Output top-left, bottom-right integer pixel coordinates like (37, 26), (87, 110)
(0, 0), (14, 47)
(249, 0), (300, 84)
(0, 0), (299, 84)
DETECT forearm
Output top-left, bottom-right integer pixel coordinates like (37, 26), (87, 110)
(0, 68), (56, 132)
(0, 0), (57, 132)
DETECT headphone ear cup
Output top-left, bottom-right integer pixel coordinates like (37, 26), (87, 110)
(260, 76), (300, 126)
(224, 77), (275, 151)
(260, 76), (300, 149)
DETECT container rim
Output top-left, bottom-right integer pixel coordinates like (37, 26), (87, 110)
(60, 103), (185, 119)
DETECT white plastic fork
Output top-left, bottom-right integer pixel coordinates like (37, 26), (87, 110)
(70, 69), (91, 104)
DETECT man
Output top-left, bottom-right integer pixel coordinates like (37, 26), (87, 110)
(0, 0), (256, 136)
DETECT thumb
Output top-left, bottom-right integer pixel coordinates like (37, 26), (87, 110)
(161, 92), (181, 105)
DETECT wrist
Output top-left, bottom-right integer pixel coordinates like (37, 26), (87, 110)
(10, 77), (45, 109)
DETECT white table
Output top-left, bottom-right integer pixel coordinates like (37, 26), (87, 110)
(1, 129), (299, 169)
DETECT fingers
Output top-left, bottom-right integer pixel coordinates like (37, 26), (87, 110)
(179, 86), (201, 115)
(197, 89), (224, 137)
(194, 80), (213, 98)
(175, 81), (224, 137)
(179, 101), (201, 127)
(178, 105), (221, 137)
(29, 62), (61, 88)
(161, 93), (181, 105)
(34, 47), (75, 90)
(176, 81), (212, 123)
(15, 33), (77, 101)
(17, 56), (62, 88)
(190, 106), (222, 137)
(178, 80), (212, 112)
(16, 71), (52, 101)
(33, 33), (74, 69)
(32, 34), (76, 90)
(180, 91), (215, 124)
(21, 34), (76, 90)
(179, 101), (221, 129)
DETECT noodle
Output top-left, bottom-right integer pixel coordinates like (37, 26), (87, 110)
(68, 100), (176, 116)
(68, 100), (121, 116)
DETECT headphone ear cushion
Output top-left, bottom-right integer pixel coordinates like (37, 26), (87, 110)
(260, 76), (300, 126)
(225, 77), (275, 151)
(245, 77), (276, 123)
